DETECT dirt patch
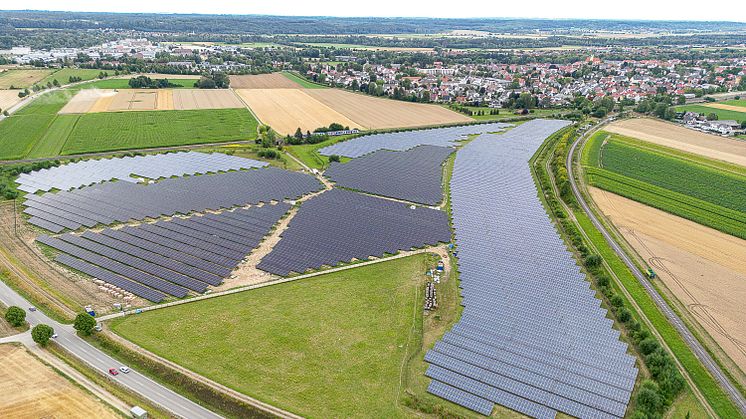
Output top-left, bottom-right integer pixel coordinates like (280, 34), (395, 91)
(702, 102), (746, 113)
(0, 90), (23, 111)
(305, 89), (471, 130)
(590, 187), (746, 372)
(0, 344), (118, 418)
(59, 89), (116, 114)
(230, 73), (301, 89)
(605, 118), (746, 167)
(172, 89), (244, 110)
(0, 69), (54, 89)
(236, 88), (360, 135)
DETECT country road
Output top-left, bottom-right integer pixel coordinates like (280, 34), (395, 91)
(0, 278), (222, 419)
(566, 122), (746, 416)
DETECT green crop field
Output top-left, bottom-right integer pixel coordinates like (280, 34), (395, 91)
(39, 68), (103, 86)
(78, 78), (200, 90)
(61, 108), (258, 155)
(109, 254), (465, 418)
(0, 89), (258, 160)
(280, 71), (326, 89)
(583, 132), (746, 239)
(674, 104), (746, 122)
(720, 99), (746, 107)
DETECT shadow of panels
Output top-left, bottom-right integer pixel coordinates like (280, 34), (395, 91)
(318, 122), (512, 158)
(425, 120), (639, 418)
(23, 167), (322, 233)
(257, 189), (450, 276)
(36, 203), (291, 301)
(324, 145), (454, 205)
(16, 151), (268, 194)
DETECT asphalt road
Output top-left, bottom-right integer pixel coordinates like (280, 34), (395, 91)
(566, 124), (746, 416)
(0, 279), (222, 419)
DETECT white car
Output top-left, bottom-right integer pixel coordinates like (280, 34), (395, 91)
(51, 333), (58, 339)
(119, 366), (131, 374)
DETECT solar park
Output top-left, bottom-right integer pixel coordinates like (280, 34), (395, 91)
(14, 118), (643, 418)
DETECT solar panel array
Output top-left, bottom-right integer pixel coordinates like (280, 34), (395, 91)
(324, 145), (453, 205)
(257, 188), (450, 276)
(37, 203), (291, 302)
(23, 167), (322, 233)
(16, 151), (268, 194)
(318, 122), (512, 158)
(426, 119), (638, 418)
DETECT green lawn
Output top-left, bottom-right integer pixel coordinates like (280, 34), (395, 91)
(280, 71), (326, 89)
(720, 99), (746, 108)
(674, 104), (746, 122)
(61, 108), (258, 155)
(39, 68), (103, 86)
(110, 254), (446, 418)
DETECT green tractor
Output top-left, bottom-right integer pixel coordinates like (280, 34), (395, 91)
(645, 268), (657, 279)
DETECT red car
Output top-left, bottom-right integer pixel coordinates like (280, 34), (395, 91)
(108, 368), (119, 376)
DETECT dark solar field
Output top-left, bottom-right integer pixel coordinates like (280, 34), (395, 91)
(324, 145), (453, 205)
(24, 167), (322, 233)
(257, 189), (451, 276)
(37, 203), (291, 302)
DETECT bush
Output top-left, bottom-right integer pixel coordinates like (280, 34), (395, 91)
(610, 295), (624, 308)
(328, 155), (341, 163)
(639, 337), (660, 355)
(584, 254), (602, 268)
(31, 324), (54, 346)
(617, 307), (632, 323)
(4, 306), (26, 327)
(636, 380), (662, 415)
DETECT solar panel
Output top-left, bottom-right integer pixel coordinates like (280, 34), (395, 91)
(257, 189), (450, 276)
(423, 119), (638, 418)
(324, 145), (453, 205)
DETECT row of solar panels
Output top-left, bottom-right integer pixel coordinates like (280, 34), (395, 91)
(24, 167), (322, 233)
(426, 120), (638, 418)
(324, 145), (453, 205)
(257, 188), (451, 276)
(318, 122), (512, 158)
(17, 151), (267, 193)
(38, 203), (290, 302)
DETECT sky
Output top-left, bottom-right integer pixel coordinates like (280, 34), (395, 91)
(4, 1), (746, 22)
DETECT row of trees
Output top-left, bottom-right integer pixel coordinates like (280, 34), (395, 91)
(128, 75), (178, 89)
(3, 306), (97, 347)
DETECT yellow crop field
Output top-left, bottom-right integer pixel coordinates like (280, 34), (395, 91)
(230, 73), (302, 89)
(59, 89), (244, 114)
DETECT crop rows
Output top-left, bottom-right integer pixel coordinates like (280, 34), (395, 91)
(587, 167), (746, 240)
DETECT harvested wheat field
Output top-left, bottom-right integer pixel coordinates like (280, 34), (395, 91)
(702, 102), (746, 113)
(605, 118), (746, 167)
(230, 73), (301, 89)
(0, 90), (23, 110)
(60, 89), (244, 114)
(0, 68), (55, 89)
(590, 187), (746, 371)
(236, 88), (360, 134)
(0, 344), (118, 418)
(306, 89), (472, 129)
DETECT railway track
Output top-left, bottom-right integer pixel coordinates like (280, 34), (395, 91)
(566, 121), (746, 416)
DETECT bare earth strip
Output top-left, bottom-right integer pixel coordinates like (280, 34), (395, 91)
(236, 88), (360, 135)
(304, 88), (472, 129)
(605, 118), (746, 167)
(702, 103), (746, 113)
(230, 73), (301, 89)
(0, 90), (22, 110)
(590, 187), (746, 372)
(0, 344), (118, 418)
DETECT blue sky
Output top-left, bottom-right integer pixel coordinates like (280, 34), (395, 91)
(4, 1), (746, 22)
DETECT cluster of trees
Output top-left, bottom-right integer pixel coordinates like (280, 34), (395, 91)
(194, 72), (230, 89)
(634, 94), (677, 120)
(451, 105), (500, 116)
(0, 160), (61, 200)
(128, 75), (177, 89)
(540, 128), (685, 419)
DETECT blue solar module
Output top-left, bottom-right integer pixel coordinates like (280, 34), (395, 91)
(424, 120), (638, 418)
(257, 189), (450, 276)
(324, 145), (453, 205)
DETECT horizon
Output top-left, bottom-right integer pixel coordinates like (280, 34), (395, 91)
(2, 1), (746, 23)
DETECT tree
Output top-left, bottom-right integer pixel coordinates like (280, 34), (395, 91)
(706, 112), (718, 121)
(294, 127), (303, 140)
(328, 155), (341, 163)
(32, 324), (54, 346)
(73, 313), (96, 335)
(4, 306), (26, 327)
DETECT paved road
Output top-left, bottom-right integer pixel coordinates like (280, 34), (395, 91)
(566, 124), (746, 416)
(0, 278), (222, 419)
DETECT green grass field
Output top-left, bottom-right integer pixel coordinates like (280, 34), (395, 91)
(61, 108), (258, 155)
(0, 91), (69, 160)
(450, 106), (563, 121)
(583, 132), (746, 239)
(720, 99), (746, 107)
(280, 71), (326, 89)
(39, 68), (103, 86)
(78, 78), (200, 90)
(674, 104), (746, 122)
(110, 254), (458, 418)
